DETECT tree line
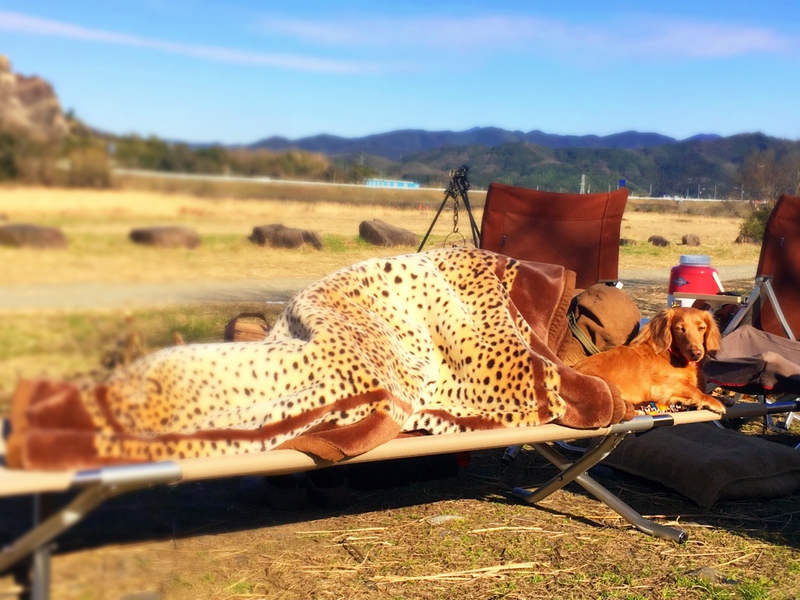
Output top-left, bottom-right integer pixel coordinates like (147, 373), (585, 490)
(0, 119), (378, 187)
(384, 135), (800, 205)
(2, 117), (798, 215)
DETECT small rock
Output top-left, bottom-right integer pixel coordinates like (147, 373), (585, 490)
(684, 566), (738, 586)
(426, 515), (465, 525)
(735, 234), (759, 244)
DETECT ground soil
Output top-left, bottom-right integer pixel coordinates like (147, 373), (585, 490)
(0, 265), (757, 312)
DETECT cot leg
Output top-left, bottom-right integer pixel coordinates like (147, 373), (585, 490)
(0, 485), (102, 579)
(30, 494), (52, 600)
(29, 549), (49, 600)
(0, 462), (183, 583)
(0, 481), (152, 583)
(8, 494), (52, 600)
(512, 436), (688, 543)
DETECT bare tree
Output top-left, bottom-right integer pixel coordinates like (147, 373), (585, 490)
(741, 146), (800, 209)
(780, 149), (800, 196)
(741, 149), (784, 208)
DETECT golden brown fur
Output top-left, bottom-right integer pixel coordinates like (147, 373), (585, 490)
(574, 307), (726, 413)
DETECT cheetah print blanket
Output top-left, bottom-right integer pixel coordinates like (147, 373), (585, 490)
(7, 247), (630, 470)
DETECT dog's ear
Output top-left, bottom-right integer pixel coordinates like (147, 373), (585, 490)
(636, 308), (673, 354)
(703, 310), (722, 355)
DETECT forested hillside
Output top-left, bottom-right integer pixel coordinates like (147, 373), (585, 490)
(365, 133), (798, 198)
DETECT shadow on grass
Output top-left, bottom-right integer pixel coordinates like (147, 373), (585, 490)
(2, 439), (798, 571)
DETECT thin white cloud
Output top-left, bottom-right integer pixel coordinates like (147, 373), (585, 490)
(0, 11), (381, 74)
(621, 18), (792, 59)
(261, 13), (795, 61)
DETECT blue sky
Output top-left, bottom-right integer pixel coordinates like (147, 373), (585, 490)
(2, 1), (799, 144)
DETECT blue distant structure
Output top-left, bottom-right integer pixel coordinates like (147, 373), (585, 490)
(364, 178), (420, 189)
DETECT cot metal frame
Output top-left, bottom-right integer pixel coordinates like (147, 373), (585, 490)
(2, 400), (799, 599)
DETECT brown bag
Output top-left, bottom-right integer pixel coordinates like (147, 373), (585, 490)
(224, 312), (271, 342)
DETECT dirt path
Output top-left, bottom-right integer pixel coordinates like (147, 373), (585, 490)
(0, 265), (757, 311)
(0, 278), (318, 311)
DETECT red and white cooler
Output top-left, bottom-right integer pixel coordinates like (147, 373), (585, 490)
(667, 255), (724, 307)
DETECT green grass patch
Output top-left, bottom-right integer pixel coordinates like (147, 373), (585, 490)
(321, 234), (364, 253)
(0, 301), (282, 414)
(619, 243), (672, 261)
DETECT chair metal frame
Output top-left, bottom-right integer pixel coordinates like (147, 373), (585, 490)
(719, 278), (798, 435)
(679, 194), (800, 439)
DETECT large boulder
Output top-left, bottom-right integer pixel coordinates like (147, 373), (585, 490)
(250, 224), (322, 250)
(681, 233), (701, 247)
(647, 235), (670, 247)
(0, 224), (68, 248)
(129, 226), (201, 249)
(359, 219), (419, 247)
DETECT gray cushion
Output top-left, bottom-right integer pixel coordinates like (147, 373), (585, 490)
(605, 422), (800, 507)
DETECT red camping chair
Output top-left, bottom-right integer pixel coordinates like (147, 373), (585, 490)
(738, 193), (800, 339)
(701, 194), (800, 442)
(479, 183), (629, 290)
(478, 183), (633, 456)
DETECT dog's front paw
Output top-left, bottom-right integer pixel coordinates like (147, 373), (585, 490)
(702, 395), (728, 414)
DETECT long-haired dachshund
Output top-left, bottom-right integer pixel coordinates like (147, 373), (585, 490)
(574, 307), (727, 413)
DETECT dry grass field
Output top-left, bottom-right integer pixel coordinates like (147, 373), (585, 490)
(1, 183), (796, 600)
(0, 185), (758, 285)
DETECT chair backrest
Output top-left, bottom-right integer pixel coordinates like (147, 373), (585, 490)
(479, 183), (629, 289)
(755, 193), (800, 338)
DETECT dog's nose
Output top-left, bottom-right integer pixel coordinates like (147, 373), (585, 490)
(690, 347), (704, 361)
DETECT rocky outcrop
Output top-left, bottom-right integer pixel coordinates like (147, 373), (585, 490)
(0, 56), (69, 140)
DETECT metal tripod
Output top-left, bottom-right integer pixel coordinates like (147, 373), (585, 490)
(418, 165), (481, 252)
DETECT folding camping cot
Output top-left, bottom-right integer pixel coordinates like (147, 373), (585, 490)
(3, 399), (799, 599)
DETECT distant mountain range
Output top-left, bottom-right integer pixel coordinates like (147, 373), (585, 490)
(248, 127), (800, 198)
(7, 54), (795, 200)
(250, 127), (723, 160)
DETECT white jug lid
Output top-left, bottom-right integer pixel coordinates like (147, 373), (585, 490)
(679, 254), (711, 266)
